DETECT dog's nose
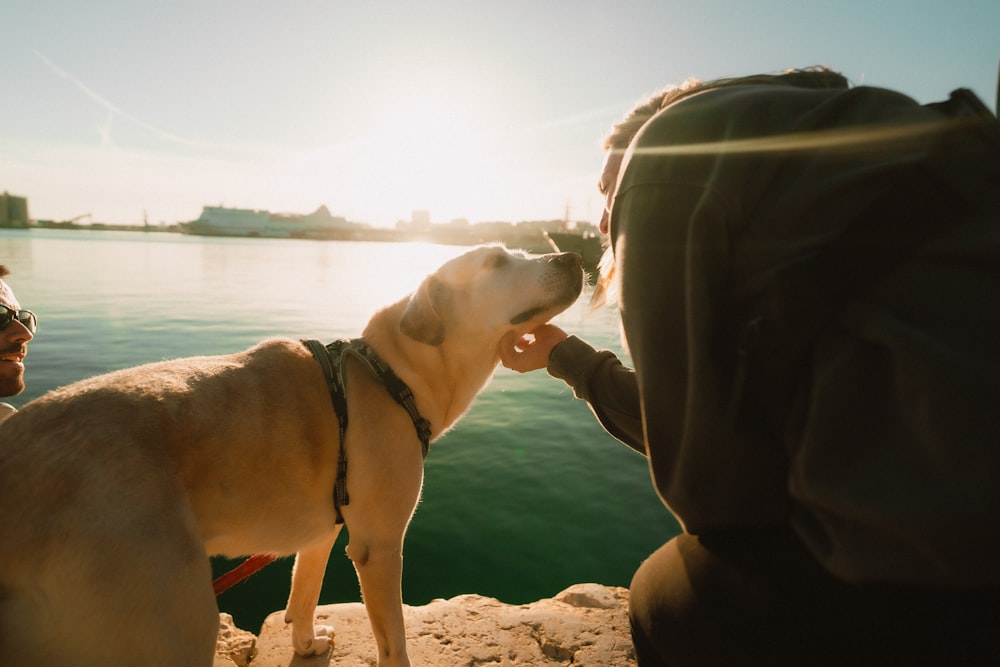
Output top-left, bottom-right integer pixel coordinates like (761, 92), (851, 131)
(551, 252), (583, 269)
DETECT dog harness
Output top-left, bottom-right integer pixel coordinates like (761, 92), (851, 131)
(302, 338), (433, 525)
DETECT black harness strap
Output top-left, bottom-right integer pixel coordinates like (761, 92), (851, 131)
(303, 338), (432, 525)
(341, 340), (433, 456)
(303, 339), (350, 521)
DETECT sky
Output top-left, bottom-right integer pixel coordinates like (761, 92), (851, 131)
(2, 1), (997, 228)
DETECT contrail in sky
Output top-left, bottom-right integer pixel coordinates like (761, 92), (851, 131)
(34, 50), (270, 155)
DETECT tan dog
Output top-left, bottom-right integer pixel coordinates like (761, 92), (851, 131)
(0, 245), (583, 667)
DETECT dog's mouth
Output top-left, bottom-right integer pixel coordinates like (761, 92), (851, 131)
(509, 306), (547, 326)
(500, 252), (583, 326)
(508, 264), (584, 327)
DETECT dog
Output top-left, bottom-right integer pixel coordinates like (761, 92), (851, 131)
(0, 245), (584, 667)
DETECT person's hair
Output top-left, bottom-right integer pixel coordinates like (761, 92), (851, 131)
(592, 66), (849, 308)
(602, 66), (849, 153)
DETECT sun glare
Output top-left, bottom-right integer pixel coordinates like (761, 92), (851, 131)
(351, 98), (502, 223)
(283, 62), (531, 227)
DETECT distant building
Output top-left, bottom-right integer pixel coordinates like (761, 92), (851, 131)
(0, 192), (30, 228)
(301, 205), (351, 232)
(410, 210), (432, 231)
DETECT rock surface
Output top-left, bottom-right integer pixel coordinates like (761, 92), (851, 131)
(215, 613), (258, 667)
(221, 583), (636, 666)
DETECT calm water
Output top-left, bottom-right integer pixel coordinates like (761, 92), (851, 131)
(1, 228), (679, 632)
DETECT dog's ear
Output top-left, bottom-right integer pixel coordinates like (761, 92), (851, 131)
(400, 276), (449, 346)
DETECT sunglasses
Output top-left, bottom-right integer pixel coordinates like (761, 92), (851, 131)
(0, 305), (38, 334)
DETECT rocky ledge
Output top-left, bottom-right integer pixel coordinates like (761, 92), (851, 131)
(215, 583), (636, 666)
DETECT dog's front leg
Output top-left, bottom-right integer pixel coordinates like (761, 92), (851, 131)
(285, 528), (341, 656)
(347, 538), (410, 667)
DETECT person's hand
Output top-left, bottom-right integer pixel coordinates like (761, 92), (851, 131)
(500, 324), (569, 373)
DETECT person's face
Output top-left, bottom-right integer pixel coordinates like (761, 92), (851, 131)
(598, 150), (623, 235)
(0, 280), (33, 398)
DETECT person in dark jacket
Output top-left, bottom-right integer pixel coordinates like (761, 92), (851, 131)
(501, 67), (1000, 665)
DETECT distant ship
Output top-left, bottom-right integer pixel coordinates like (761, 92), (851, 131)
(184, 205), (360, 239)
(184, 206), (270, 236)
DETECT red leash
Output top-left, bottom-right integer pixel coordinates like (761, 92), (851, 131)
(213, 554), (278, 596)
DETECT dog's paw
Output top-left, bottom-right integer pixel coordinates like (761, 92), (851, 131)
(292, 625), (334, 656)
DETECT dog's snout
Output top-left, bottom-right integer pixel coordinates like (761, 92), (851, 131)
(550, 252), (583, 269)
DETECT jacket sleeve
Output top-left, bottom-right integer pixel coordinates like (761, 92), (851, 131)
(546, 335), (646, 455)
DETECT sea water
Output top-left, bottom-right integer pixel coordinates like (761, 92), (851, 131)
(0, 228), (679, 631)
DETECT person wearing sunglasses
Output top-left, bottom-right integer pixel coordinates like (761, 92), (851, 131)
(0, 265), (36, 422)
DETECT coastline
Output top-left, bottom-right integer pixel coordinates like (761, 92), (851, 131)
(5, 217), (605, 274)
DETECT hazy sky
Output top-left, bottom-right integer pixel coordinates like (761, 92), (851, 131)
(2, 1), (997, 227)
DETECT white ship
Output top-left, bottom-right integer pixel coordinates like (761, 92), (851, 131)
(186, 206), (270, 236)
(185, 205), (358, 238)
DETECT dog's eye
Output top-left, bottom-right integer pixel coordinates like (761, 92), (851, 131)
(490, 253), (509, 269)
